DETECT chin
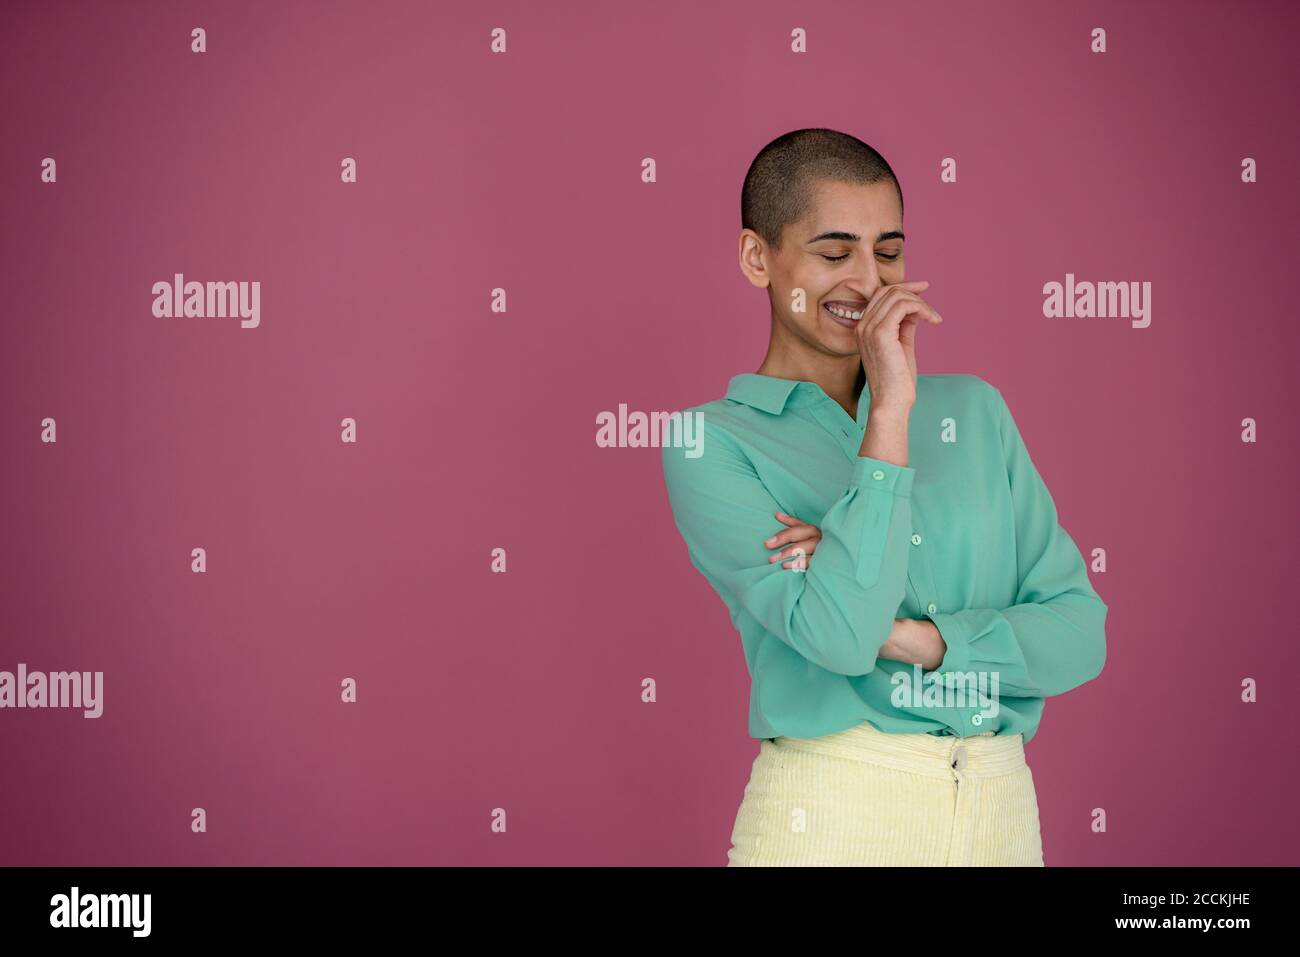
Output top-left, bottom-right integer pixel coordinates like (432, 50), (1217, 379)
(811, 337), (859, 359)
(815, 318), (860, 354)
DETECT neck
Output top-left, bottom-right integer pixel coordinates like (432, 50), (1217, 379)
(756, 335), (867, 418)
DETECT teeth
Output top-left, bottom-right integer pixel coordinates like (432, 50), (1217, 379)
(826, 304), (865, 320)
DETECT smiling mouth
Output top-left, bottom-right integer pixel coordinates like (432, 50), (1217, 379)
(823, 301), (868, 327)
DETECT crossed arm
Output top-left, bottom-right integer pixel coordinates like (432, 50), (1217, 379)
(764, 511), (946, 670)
(761, 384), (1107, 697)
(662, 385), (1106, 694)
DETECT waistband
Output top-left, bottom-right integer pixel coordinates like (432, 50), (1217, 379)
(772, 720), (1027, 779)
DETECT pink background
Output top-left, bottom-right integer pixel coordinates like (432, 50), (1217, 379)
(2, 0), (1297, 866)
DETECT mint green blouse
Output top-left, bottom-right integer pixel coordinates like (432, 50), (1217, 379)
(660, 372), (1107, 744)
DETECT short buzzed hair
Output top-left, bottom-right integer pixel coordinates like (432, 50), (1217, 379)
(741, 128), (903, 252)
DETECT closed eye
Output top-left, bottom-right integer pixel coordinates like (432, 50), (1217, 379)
(822, 253), (900, 263)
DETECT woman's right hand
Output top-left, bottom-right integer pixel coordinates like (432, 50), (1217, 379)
(856, 280), (943, 409)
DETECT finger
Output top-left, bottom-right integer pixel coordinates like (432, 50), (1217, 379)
(857, 283), (919, 334)
(787, 539), (819, 557)
(865, 293), (942, 340)
(769, 543), (811, 562)
(861, 282), (938, 327)
(765, 525), (818, 548)
(768, 540), (818, 562)
(780, 546), (811, 570)
(864, 287), (930, 325)
(764, 526), (813, 547)
(876, 295), (942, 333)
(769, 518), (823, 544)
(863, 281), (929, 316)
(870, 280), (929, 297)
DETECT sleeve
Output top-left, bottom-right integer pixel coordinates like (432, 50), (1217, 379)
(922, 383), (1108, 697)
(661, 416), (916, 676)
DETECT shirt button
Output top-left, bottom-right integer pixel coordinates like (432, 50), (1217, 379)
(911, 533), (922, 545)
(927, 602), (937, 615)
(871, 469), (885, 480)
(951, 747), (968, 771)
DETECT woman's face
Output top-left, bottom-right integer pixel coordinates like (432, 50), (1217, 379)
(743, 178), (905, 359)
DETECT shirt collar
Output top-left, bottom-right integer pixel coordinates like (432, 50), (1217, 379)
(726, 372), (869, 416)
(724, 373), (804, 414)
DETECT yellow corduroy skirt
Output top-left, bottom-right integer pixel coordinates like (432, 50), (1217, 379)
(727, 720), (1044, 866)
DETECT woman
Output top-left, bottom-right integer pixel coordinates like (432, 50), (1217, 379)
(660, 128), (1108, 866)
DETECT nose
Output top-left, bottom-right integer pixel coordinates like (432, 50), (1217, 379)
(847, 253), (883, 303)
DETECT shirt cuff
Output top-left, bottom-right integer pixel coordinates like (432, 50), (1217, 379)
(924, 611), (1005, 735)
(849, 455), (916, 497)
(925, 611), (971, 673)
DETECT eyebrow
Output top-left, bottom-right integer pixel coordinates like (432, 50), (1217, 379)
(807, 229), (905, 244)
